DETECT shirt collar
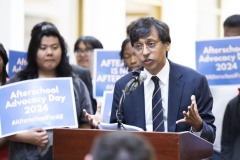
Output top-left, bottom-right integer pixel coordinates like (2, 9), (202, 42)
(144, 60), (170, 86)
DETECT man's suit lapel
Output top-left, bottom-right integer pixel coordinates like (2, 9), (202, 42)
(130, 84), (146, 130)
(128, 67), (146, 130)
(168, 61), (184, 132)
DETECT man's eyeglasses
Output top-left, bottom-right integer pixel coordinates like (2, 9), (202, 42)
(133, 41), (161, 54)
(75, 48), (93, 55)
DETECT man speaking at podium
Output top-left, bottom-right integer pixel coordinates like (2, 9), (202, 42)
(85, 17), (216, 144)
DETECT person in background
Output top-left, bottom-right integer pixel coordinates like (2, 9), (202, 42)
(84, 17), (216, 144)
(0, 43), (9, 160)
(119, 38), (141, 72)
(74, 36), (103, 78)
(6, 21), (93, 160)
(73, 36), (103, 113)
(221, 14), (240, 160)
(84, 132), (156, 160)
(223, 14), (240, 37)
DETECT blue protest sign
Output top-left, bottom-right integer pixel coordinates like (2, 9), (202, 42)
(8, 50), (27, 78)
(102, 91), (113, 123)
(93, 50), (128, 97)
(196, 37), (240, 85)
(0, 78), (78, 137)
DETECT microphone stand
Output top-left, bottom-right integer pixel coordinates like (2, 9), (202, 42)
(117, 71), (141, 130)
(117, 81), (139, 130)
(117, 89), (126, 130)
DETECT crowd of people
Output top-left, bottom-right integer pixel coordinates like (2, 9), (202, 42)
(0, 14), (240, 160)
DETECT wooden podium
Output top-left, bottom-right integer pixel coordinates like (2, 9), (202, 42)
(53, 128), (213, 160)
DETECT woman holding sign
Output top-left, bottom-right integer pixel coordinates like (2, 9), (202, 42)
(0, 43), (9, 160)
(6, 22), (94, 160)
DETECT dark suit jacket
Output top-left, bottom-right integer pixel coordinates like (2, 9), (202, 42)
(221, 95), (240, 160)
(71, 65), (97, 112)
(110, 60), (216, 143)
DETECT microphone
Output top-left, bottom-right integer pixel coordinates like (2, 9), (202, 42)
(125, 71), (147, 94)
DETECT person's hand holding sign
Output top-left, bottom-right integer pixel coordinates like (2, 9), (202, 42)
(8, 128), (49, 147)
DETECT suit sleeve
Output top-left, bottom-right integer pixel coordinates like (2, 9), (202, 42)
(195, 75), (216, 143)
(82, 69), (93, 98)
(82, 69), (97, 113)
(110, 80), (123, 123)
(73, 77), (93, 126)
(72, 65), (97, 113)
(221, 100), (234, 160)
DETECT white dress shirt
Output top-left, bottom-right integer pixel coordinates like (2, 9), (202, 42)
(144, 60), (169, 132)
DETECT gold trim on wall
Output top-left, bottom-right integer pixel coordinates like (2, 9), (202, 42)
(78, 0), (84, 36)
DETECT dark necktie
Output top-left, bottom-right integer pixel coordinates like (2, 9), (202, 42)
(151, 76), (164, 132)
